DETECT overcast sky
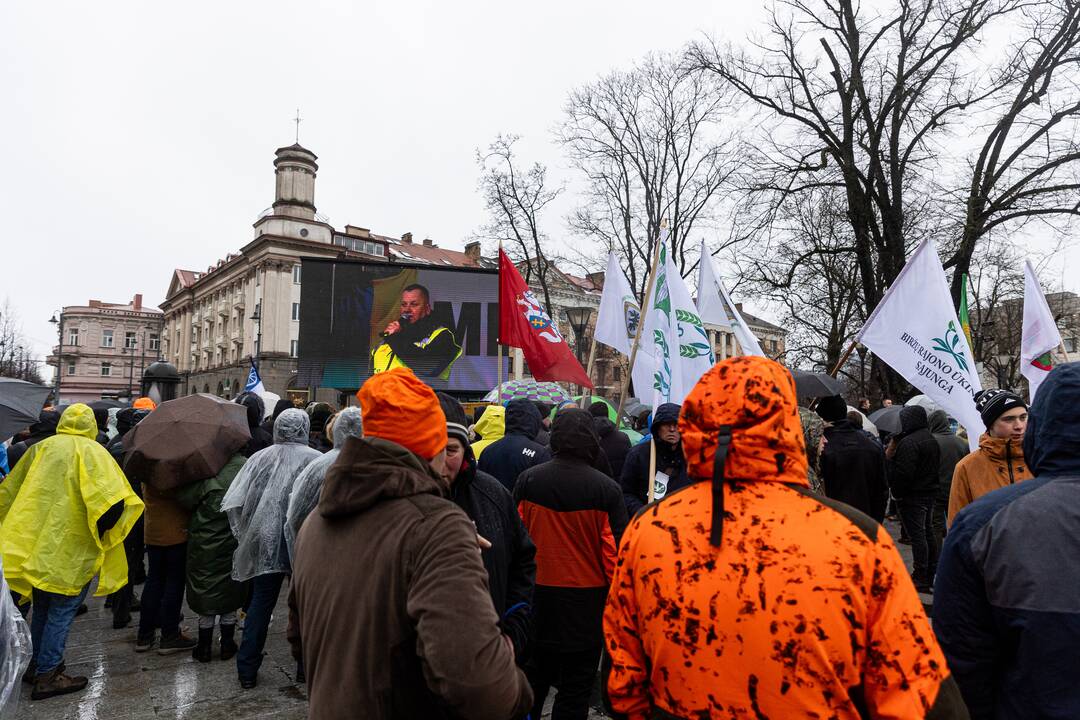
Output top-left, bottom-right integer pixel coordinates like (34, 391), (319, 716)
(2, 0), (1075, 371)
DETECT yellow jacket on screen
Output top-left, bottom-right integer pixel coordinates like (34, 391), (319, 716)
(0, 404), (144, 598)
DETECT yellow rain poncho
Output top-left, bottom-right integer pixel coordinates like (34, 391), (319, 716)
(0, 403), (143, 598)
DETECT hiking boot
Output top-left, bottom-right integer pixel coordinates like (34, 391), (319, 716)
(219, 623), (238, 661)
(22, 660), (64, 685)
(239, 675), (257, 690)
(192, 628), (213, 663)
(157, 631), (197, 655)
(30, 668), (88, 701)
(113, 612), (132, 630)
(135, 632), (156, 653)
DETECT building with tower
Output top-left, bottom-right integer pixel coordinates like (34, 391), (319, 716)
(159, 143), (391, 405)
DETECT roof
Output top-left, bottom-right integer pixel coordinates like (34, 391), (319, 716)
(566, 274), (600, 293)
(386, 238), (494, 269)
(175, 269), (201, 288)
(739, 308), (786, 334)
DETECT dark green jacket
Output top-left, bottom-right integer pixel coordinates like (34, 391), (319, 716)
(174, 454), (249, 616)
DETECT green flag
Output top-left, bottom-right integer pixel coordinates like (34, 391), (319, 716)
(959, 273), (974, 351)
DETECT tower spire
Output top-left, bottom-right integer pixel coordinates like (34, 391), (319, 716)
(293, 108), (302, 144)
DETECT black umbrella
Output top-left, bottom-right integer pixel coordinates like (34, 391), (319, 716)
(791, 370), (846, 400)
(868, 406), (904, 435)
(89, 399), (125, 410)
(0, 378), (52, 441)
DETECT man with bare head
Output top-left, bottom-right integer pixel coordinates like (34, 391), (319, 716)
(372, 283), (462, 380)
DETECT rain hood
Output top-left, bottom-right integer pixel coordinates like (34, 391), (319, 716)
(285, 407), (363, 559)
(221, 409), (321, 579)
(1024, 361), (1080, 477)
(471, 405), (506, 457)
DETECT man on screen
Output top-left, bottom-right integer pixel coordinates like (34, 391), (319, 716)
(371, 283), (463, 380)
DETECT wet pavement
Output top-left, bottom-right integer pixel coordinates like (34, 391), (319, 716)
(11, 521), (921, 719)
(12, 584), (307, 720)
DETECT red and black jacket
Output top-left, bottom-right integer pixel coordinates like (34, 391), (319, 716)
(513, 408), (629, 651)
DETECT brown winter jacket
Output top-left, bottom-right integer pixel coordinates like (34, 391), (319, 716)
(947, 432), (1033, 524)
(286, 436), (532, 720)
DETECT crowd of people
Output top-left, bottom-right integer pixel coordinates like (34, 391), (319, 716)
(0, 357), (1077, 719)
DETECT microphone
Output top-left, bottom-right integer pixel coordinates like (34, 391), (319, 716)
(381, 313), (411, 338)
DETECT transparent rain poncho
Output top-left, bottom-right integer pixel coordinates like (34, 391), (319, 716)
(221, 409), (322, 580)
(0, 557), (31, 717)
(284, 406), (363, 561)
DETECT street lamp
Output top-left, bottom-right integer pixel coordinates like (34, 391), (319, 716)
(855, 344), (868, 399)
(49, 311), (63, 405)
(565, 306), (594, 396)
(250, 305), (262, 360)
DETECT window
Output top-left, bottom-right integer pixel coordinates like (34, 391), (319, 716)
(66, 362), (76, 376)
(292, 302), (300, 321)
(125, 331), (137, 349)
(613, 365), (622, 382)
(290, 339), (299, 358)
(149, 333), (160, 351)
(293, 265), (302, 284)
(101, 329), (114, 348)
(67, 328), (80, 346)
(100, 362), (112, 377)
(1066, 337), (1077, 353)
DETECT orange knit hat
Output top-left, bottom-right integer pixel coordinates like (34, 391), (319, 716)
(357, 367), (447, 459)
(132, 397), (157, 410)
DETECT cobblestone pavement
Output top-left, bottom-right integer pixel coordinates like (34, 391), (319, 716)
(12, 522), (921, 719)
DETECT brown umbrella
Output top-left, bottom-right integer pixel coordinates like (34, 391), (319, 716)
(123, 394), (251, 491)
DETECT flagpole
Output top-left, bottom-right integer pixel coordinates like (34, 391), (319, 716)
(646, 438), (657, 504)
(579, 338), (598, 408)
(496, 241), (505, 406)
(829, 339), (860, 378)
(615, 224), (666, 426)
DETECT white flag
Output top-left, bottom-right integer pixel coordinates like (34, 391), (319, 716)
(596, 252), (639, 355)
(696, 239), (765, 357)
(595, 251), (655, 401)
(1021, 259), (1063, 402)
(645, 238), (715, 408)
(856, 238), (983, 449)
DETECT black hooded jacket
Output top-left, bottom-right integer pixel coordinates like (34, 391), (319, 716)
(928, 410), (968, 494)
(6, 410), (60, 469)
(513, 409), (628, 651)
(478, 399), (551, 492)
(820, 419), (889, 521)
(888, 405), (940, 498)
(236, 393), (273, 458)
(619, 403), (689, 516)
(449, 441), (537, 659)
(593, 416), (632, 480)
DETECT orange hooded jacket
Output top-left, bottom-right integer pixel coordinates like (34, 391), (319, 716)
(602, 357), (968, 720)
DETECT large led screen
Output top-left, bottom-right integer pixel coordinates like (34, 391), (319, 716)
(296, 258), (499, 393)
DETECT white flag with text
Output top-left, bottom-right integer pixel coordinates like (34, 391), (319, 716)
(857, 238), (983, 448)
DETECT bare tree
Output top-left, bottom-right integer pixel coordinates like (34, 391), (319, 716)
(690, 0), (1080, 393)
(946, 0), (1080, 300)
(476, 134), (562, 315)
(737, 188), (866, 374)
(0, 299), (46, 384)
(559, 52), (743, 298)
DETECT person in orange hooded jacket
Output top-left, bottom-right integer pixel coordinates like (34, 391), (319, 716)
(602, 356), (969, 720)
